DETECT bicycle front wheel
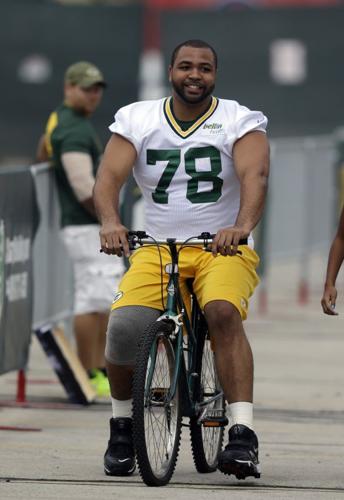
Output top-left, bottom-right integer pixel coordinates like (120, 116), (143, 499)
(190, 331), (225, 473)
(132, 321), (182, 486)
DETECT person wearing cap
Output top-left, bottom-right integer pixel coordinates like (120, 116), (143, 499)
(36, 61), (125, 397)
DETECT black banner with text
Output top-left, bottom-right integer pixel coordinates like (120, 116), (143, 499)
(0, 167), (38, 375)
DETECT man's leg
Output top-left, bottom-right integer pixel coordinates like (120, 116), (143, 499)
(88, 312), (112, 397)
(74, 312), (100, 371)
(204, 300), (253, 403)
(204, 300), (260, 479)
(95, 312), (109, 369)
(103, 306), (160, 476)
(106, 362), (133, 400)
(74, 312), (111, 397)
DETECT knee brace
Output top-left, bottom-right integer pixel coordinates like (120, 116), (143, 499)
(105, 306), (161, 366)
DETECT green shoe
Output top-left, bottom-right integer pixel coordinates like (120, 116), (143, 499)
(90, 370), (111, 398)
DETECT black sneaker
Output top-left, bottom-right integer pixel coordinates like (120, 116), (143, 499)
(104, 418), (136, 476)
(218, 424), (261, 479)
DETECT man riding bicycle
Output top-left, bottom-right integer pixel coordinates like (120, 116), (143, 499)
(93, 39), (270, 480)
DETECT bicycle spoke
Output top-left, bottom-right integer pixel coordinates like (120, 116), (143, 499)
(201, 341), (223, 463)
(190, 335), (225, 472)
(146, 411), (171, 465)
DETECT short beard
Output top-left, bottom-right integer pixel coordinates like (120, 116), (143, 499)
(172, 80), (215, 105)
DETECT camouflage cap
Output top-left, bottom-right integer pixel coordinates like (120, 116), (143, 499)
(64, 61), (106, 88)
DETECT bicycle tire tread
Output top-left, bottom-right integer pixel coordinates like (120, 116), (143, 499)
(132, 320), (182, 486)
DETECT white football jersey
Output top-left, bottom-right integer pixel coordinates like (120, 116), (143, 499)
(109, 97), (267, 241)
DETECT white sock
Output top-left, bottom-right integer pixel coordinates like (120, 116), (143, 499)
(111, 397), (133, 419)
(228, 402), (253, 430)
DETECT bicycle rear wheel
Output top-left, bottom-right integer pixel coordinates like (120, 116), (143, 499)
(132, 321), (182, 486)
(190, 328), (225, 473)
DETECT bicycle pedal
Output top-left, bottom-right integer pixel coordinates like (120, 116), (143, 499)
(201, 416), (228, 427)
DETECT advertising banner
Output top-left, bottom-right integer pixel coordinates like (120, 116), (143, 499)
(0, 167), (38, 375)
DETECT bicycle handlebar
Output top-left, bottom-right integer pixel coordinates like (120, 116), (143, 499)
(127, 231), (248, 248)
(100, 231), (248, 253)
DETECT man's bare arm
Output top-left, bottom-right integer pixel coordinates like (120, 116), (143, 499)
(234, 131), (270, 230)
(62, 152), (97, 218)
(321, 206), (344, 315)
(212, 131), (270, 256)
(93, 133), (137, 257)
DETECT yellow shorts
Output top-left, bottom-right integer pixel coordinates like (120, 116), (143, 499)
(111, 245), (260, 320)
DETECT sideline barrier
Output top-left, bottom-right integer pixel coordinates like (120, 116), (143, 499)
(1, 162), (131, 404)
(0, 163), (95, 404)
(31, 163), (96, 404)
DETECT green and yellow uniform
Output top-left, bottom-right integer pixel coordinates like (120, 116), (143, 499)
(45, 103), (102, 227)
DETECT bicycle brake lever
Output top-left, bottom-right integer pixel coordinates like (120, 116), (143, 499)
(129, 230), (148, 238)
(198, 232), (216, 240)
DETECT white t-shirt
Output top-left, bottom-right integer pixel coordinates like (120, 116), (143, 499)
(109, 96), (267, 241)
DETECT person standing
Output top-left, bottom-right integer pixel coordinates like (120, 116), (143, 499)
(38, 61), (124, 397)
(94, 40), (269, 477)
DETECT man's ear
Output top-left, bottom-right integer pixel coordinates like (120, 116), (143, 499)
(168, 65), (172, 82)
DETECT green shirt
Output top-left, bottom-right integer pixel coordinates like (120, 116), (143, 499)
(45, 103), (102, 227)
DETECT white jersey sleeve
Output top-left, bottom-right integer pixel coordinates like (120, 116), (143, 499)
(235, 103), (268, 139)
(109, 104), (142, 153)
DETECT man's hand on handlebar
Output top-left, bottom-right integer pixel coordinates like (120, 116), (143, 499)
(99, 221), (130, 257)
(211, 226), (249, 257)
(99, 228), (248, 257)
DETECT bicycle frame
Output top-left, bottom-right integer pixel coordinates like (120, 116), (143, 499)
(159, 239), (198, 418)
(130, 232), (224, 419)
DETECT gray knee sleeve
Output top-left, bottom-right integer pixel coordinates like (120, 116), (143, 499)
(105, 306), (161, 366)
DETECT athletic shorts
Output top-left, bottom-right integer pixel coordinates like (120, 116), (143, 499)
(111, 245), (259, 320)
(61, 224), (125, 315)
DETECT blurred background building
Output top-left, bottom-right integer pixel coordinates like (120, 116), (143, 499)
(1, 0), (344, 161)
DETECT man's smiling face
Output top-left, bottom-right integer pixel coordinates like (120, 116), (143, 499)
(169, 45), (217, 105)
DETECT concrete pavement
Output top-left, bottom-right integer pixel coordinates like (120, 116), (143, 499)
(1, 254), (344, 499)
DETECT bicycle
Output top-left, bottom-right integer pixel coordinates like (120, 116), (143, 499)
(127, 230), (247, 486)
